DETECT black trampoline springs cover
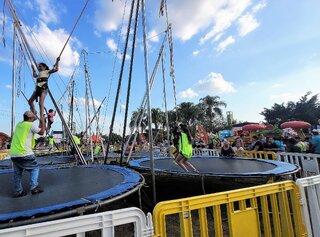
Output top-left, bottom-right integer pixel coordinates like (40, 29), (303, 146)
(0, 165), (143, 222)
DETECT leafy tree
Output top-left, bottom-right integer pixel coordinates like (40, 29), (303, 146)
(129, 108), (147, 133)
(261, 92), (320, 125)
(198, 95), (227, 131)
(260, 103), (295, 124)
(176, 102), (199, 126)
(151, 108), (163, 132)
(129, 95), (231, 138)
(101, 132), (122, 144)
(294, 92), (320, 124)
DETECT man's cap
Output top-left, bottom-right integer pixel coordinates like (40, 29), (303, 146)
(24, 111), (36, 118)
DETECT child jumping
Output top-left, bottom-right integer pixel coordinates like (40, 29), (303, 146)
(28, 57), (60, 120)
(47, 109), (56, 132)
(175, 124), (199, 173)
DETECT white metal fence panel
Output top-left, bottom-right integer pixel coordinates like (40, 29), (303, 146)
(0, 207), (153, 237)
(296, 175), (320, 237)
(277, 152), (320, 177)
(193, 148), (220, 156)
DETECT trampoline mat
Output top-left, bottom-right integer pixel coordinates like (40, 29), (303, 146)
(129, 157), (299, 176)
(0, 165), (142, 221)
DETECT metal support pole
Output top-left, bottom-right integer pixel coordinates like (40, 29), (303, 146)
(11, 24), (16, 137)
(141, 0), (156, 204)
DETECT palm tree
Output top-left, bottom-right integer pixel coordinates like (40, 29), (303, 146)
(151, 108), (164, 136)
(129, 108), (147, 134)
(199, 95), (227, 131)
(176, 102), (199, 126)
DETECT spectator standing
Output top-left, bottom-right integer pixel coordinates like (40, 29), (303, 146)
(311, 130), (320, 154)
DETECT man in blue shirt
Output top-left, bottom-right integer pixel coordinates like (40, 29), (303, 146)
(311, 129), (320, 154)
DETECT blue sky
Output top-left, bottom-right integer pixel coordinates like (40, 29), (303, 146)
(0, 0), (320, 136)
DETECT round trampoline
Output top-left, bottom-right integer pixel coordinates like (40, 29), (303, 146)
(129, 156), (299, 177)
(0, 165), (144, 228)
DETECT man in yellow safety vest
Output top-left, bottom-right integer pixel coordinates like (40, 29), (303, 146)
(10, 111), (45, 197)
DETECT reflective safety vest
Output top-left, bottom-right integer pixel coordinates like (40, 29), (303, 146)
(94, 145), (101, 155)
(49, 137), (54, 145)
(73, 135), (81, 145)
(11, 121), (35, 155)
(179, 132), (193, 159)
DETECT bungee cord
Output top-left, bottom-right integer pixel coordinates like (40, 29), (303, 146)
(57, 0), (90, 59)
(119, 0), (141, 165)
(104, 0), (136, 164)
(101, 0), (129, 135)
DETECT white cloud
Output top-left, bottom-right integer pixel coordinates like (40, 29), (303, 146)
(269, 93), (301, 102)
(105, 38), (130, 60)
(196, 72), (236, 94)
(148, 29), (159, 42)
(106, 38), (117, 52)
(35, 0), (59, 24)
(237, 1), (266, 37)
(93, 0), (129, 32)
(75, 97), (103, 109)
(252, 0), (267, 13)
(166, 0), (219, 42)
(5, 84), (12, 89)
(212, 33), (223, 43)
(178, 88), (198, 99)
(198, 0), (251, 44)
(192, 50), (200, 56)
(91, 0), (251, 44)
(27, 22), (80, 77)
(217, 36), (235, 53)
(237, 13), (260, 37)
(91, 0), (264, 56)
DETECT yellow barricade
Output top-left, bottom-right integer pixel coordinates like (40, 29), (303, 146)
(235, 150), (276, 160)
(153, 181), (306, 237)
(0, 152), (9, 160)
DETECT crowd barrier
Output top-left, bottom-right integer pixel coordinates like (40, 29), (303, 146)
(296, 175), (320, 237)
(235, 150), (276, 160)
(153, 181), (306, 237)
(192, 148), (278, 160)
(277, 152), (320, 177)
(193, 148), (220, 156)
(1, 180), (317, 237)
(0, 151), (9, 160)
(0, 207), (154, 237)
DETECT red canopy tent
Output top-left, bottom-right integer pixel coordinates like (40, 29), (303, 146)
(242, 124), (267, 131)
(280, 121), (311, 129)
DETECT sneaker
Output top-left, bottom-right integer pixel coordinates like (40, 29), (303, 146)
(13, 191), (27, 198)
(31, 186), (43, 195)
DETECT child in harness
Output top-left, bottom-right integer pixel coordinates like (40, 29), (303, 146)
(28, 57), (60, 121)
